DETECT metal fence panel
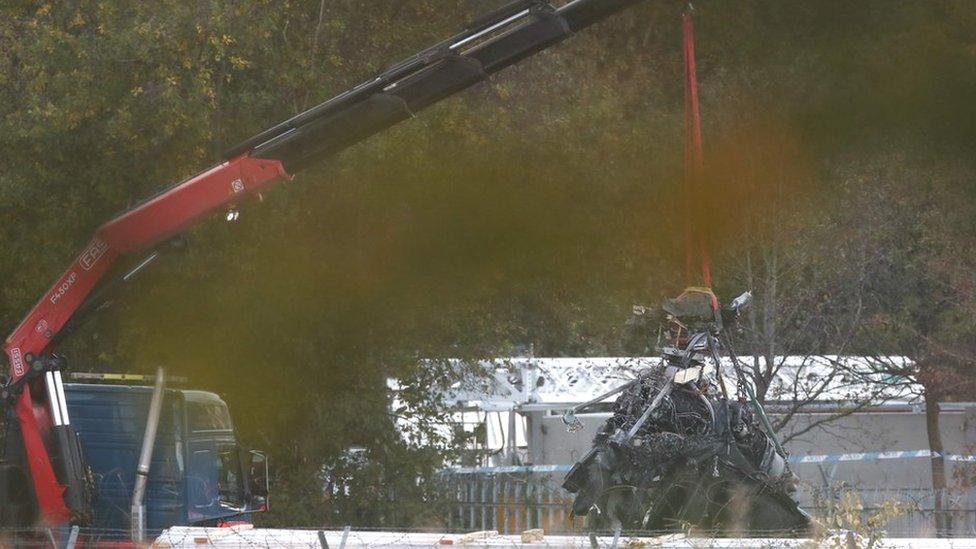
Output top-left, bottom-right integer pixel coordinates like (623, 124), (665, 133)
(439, 472), (976, 537)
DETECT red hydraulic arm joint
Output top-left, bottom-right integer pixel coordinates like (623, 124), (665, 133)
(2, 155), (288, 525)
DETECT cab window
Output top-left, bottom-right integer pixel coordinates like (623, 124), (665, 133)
(188, 401), (232, 432)
(187, 446), (245, 513)
(217, 448), (244, 506)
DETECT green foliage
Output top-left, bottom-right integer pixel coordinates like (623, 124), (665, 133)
(2, 0), (975, 527)
(813, 490), (904, 549)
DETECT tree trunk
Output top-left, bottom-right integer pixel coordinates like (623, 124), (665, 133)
(924, 391), (950, 536)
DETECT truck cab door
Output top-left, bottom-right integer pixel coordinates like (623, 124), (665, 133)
(186, 440), (246, 523)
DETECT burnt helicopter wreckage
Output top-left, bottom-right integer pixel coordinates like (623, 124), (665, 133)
(561, 287), (812, 535)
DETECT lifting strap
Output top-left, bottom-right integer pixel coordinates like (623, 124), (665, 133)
(681, 7), (711, 289)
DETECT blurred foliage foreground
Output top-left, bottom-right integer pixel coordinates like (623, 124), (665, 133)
(2, 0), (975, 528)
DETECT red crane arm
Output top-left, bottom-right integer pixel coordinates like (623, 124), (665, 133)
(4, 156), (287, 382)
(2, 155), (288, 524)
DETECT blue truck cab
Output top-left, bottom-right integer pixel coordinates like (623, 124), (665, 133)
(1, 381), (268, 535)
(67, 383), (267, 533)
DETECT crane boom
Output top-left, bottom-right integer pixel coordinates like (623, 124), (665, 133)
(2, 0), (643, 526)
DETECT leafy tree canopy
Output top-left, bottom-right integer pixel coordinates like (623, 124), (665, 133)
(2, 0), (974, 526)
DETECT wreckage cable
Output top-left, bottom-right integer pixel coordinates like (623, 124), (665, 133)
(716, 333), (748, 401)
(722, 337), (788, 458)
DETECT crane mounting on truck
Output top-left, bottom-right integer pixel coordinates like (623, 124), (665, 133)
(0, 0), (648, 538)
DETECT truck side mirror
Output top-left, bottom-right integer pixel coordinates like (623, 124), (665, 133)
(247, 450), (269, 511)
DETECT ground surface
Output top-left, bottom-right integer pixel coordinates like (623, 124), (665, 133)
(153, 526), (976, 548)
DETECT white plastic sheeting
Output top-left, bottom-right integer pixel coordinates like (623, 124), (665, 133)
(436, 355), (920, 412)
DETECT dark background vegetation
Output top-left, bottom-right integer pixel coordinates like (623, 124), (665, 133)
(2, 0), (975, 527)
